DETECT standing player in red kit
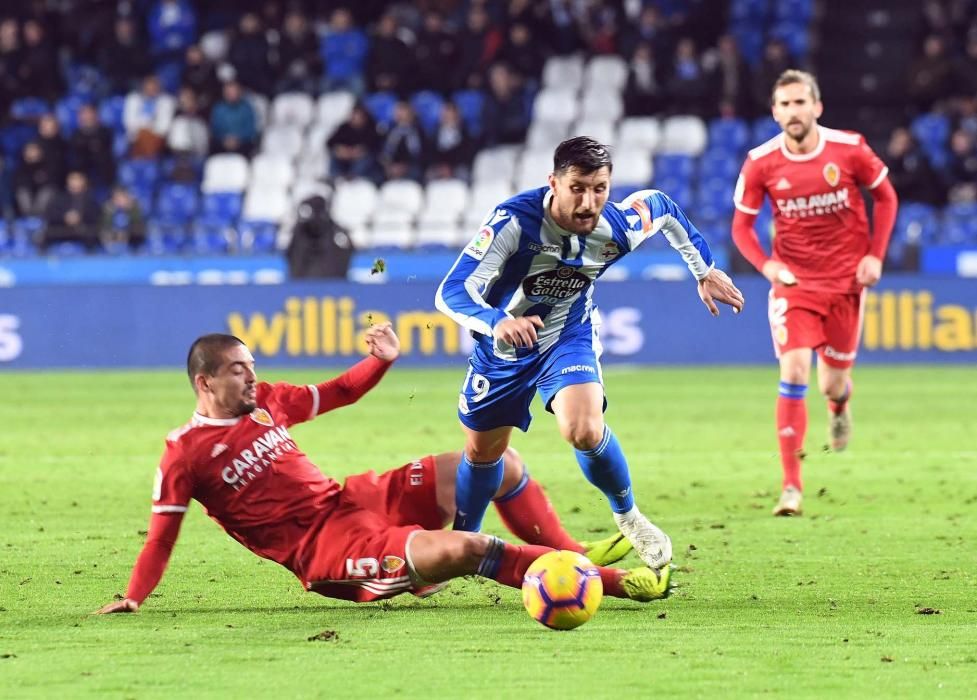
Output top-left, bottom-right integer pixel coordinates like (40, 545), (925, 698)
(732, 70), (898, 516)
(96, 325), (670, 614)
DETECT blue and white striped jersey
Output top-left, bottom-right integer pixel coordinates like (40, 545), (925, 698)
(435, 187), (715, 361)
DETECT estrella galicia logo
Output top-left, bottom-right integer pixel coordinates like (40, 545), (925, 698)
(522, 265), (590, 304)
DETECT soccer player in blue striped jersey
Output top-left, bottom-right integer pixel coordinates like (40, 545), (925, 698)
(434, 137), (745, 570)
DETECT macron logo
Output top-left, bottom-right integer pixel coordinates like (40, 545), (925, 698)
(211, 443), (228, 458)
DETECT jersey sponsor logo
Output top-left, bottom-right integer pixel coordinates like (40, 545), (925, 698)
(823, 345), (856, 361)
(409, 459), (424, 486)
(775, 177), (792, 190)
(220, 425), (297, 491)
(464, 226), (494, 260)
(560, 364), (595, 375)
(775, 188), (850, 217)
(823, 162), (841, 187)
(250, 408), (274, 427)
(600, 241), (620, 261)
(522, 265), (590, 304)
(381, 555), (406, 573)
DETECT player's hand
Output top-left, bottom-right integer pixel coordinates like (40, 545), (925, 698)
(856, 254), (883, 287)
(697, 268), (745, 316)
(364, 322), (400, 361)
(94, 598), (138, 614)
(762, 260), (798, 287)
(494, 316), (544, 348)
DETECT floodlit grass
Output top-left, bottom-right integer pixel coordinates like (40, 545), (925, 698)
(1, 366), (974, 698)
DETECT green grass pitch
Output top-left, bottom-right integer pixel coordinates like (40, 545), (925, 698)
(1, 365), (975, 698)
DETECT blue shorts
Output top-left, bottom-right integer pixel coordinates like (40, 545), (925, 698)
(457, 331), (605, 432)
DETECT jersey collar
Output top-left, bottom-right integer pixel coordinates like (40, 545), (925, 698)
(779, 125), (826, 162)
(192, 412), (242, 426)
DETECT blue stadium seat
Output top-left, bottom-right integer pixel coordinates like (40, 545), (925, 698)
(11, 97), (51, 120)
(47, 241), (88, 257)
(729, 0), (769, 23)
(654, 154), (696, 181)
(189, 225), (231, 254)
(698, 148), (742, 180)
(651, 179), (693, 208)
(144, 219), (187, 255)
(364, 92), (398, 130)
(238, 220), (278, 253)
(99, 96), (126, 133)
(911, 113), (951, 166)
(770, 21), (809, 58)
(894, 202), (939, 245)
(155, 183), (200, 222)
(0, 123), (36, 159)
(773, 0), (813, 22)
(102, 240), (130, 256)
(201, 192), (243, 222)
(118, 159), (161, 190)
(751, 117), (782, 145)
(55, 96), (88, 136)
(729, 24), (765, 66)
(452, 89), (485, 136)
(411, 91), (445, 135)
(64, 63), (104, 101)
(708, 118), (750, 154)
(942, 203), (977, 244)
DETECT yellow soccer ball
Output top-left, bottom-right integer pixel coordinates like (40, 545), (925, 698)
(521, 550), (603, 630)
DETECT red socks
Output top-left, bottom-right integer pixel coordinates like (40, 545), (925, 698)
(494, 476), (583, 552)
(776, 382), (808, 491)
(828, 379), (853, 415)
(492, 542), (625, 598)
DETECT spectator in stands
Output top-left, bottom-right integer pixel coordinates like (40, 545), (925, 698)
(664, 38), (709, 117)
(98, 17), (152, 96)
(0, 153), (13, 222)
(481, 63), (530, 146)
(885, 127), (944, 205)
(147, 0), (198, 62)
(704, 34), (752, 118)
(14, 143), (59, 218)
(414, 12), (462, 95)
(69, 105), (115, 191)
(286, 194), (354, 279)
(37, 114), (67, 187)
(952, 33), (977, 98)
(327, 102), (380, 181)
(16, 19), (61, 102)
(751, 39), (791, 116)
(320, 8), (369, 94)
(228, 12), (274, 97)
(380, 101), (425, 182)
(41, 171), (100, 252)
(947, 128), (977, 202)
(454, 5), (503, 90)
(424, 102), (476, 182)
(100, 185), (146, 251)
(274, 9), (323, 95)
(168, 87), (210, 158)
(182, 45), (221, 113)
(499, 22), (543, 90)
(123, 75), (177, 158)
(210, 80), (258, 157)
(366, 12), (414, 96)
(0, 19), (21, 106)
(619, 5), (668, 64)
(624, 42), (664, 117)
(908, 35), (954, 113)
(541, 0), (583, 56)
(577, 1), (619, 56)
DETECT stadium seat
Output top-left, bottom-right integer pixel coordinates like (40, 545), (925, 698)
(573, 118), (616, 147)
(248, 93), (269, 131)
(11, 97), (50, 120)
(144, 219), (187, 255)
(660, 116), (708, 156)
(317, 91), (356, 129)
(201, 192), (243, 222)
(296, 150), (329, 181)
(331, 178), (379, 228)
(542, 54), (584, 91)
(415, 221), (464, 250)
(773, 0), (813, 22)
(368, 221), (415, 250)
(770, 21), (809, 59)
(271, 92), (315, 128)
(202, 154), (249, 193)
(698, 148), (742, 180)
(613, 151), (654, 189)
(526, 120), (569, 151)
(261, 125), (304, 159)
(654, 154), (696, 181)
(584, 55), (628, 92)
(364, 91), (398, 130)
(618, 117), (662, 153)
(238, 220), (279, 253)
(532, 88), (578, 125)
(516, 150), (554, 192)
(472, 146), (519, 186)
(466, 181), (516, 228)
(118, 159), (161, 191)
(411, 91), (445, 135)
(730, 0), (770, 23)
(200, 30), (229, 61)
(894, 202), (939, 245)
(249, 154), (296, 189)
(155, 183), (200, 223)
(418, 178), (469, 226)
(708, 118), (750, 154)
(751, 117), (782, 145)
(580, 88), (624, 122)
(55, 96), (88, 136)
(242, 187), (290, 223)
(452, 89), (486, 136)
(730, 24), (765, 66)
(291, 179), (333, 206)
(378, 179), (424, 220)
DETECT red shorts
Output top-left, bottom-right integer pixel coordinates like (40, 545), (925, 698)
(295, 455), (444, 602)
(767, 287), (865, 369)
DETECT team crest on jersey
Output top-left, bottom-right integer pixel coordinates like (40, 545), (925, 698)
(250, 408), (274, 427)
(381, 555), (406, 573)
(600, 241), (620, 261)
(823, 162), (841, 187)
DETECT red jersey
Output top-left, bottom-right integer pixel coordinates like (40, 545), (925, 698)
(153, 381), (342, 570)
(733, 125), (889, 293)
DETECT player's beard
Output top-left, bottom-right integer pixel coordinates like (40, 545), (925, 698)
(558, 206), (599, 234)
(784, 119), (812, 144)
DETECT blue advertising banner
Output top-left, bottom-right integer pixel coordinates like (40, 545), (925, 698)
(1, 276), (975, 368)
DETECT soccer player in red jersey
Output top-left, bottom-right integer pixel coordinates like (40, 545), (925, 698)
(96, 325), (670, 614)
(731, 70), (898, 516)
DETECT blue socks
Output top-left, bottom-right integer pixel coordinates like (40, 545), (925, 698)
(453, 453), (504, 531)
(574, 426), (635, 514)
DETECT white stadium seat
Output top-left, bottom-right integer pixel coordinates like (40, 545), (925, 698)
(271, 92), (315, 128)
(242, 186), (290, 223)
(290, 179), (333, 205)
(580, 88), (623, 122)
(573, 118), (616, 147)
(317, 91), (356, 129)
(202, 153), (249, 193)
(249, 154), (295, 189)
(368, 221), (415, 249)
(465, 180), (516, 229)
(515, 149), (553, 192)
(659, 116), (708, 156)
(472, 146), (519, 186)
(200, 31), (228, 61)
(261, 125), (303, 159)
(612, 150), (654, 188)
(305, 121), (340, 151)
(584, 55), (628, 92)
(296, 150), (328, 180)
(378, 179), (424, 218)
(331, 178), (378, 228)
(526, 120), (569, 151)
(415, 221), (464, 248)
(617, 117), (662, 153)
(421, 179), (470, 224)
(542, 54), (584, 91)
(532, 88), (578, 125)
(248, 93), (269, 131)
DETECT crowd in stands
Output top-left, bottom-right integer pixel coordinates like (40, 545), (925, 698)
(0, 0), (973, 268)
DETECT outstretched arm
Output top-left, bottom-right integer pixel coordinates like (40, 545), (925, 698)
(95, 510), (185, 613)
(312, 323), (399, 415)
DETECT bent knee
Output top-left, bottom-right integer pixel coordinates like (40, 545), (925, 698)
(561, 422), (605, 451)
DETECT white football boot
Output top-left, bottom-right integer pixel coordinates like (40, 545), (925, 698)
(613, 509), (672, 569)
(772, 486), (803, 516)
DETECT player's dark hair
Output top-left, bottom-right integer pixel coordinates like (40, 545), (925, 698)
(553, 136), (613, 176)
(772, 69), (821, 103)
(186, 334), (245, 389)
